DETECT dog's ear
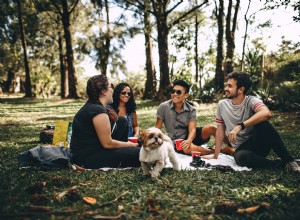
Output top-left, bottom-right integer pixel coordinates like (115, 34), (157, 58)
(139, 129), (148, 144)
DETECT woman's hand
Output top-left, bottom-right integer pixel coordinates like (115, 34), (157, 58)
(127, 141), (139, 147)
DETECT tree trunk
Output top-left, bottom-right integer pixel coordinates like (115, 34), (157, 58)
(152, 0), (171, 100)
(16, 0), (32, 97)
(214, 0), (225, 92)
(225, 0), (240, 75)
(58, 30), (67, 98)
(99, 0), (110, 75)
(194, 13), (199, 83)
(5, 70), (15, 92)
(143, 0), (156, 99)
(61, 0), (79, 98)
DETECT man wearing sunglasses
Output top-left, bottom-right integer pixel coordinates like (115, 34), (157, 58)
(155, 79), (220, 155)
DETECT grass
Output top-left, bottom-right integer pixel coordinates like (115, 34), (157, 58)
(0, 96), (300, 219)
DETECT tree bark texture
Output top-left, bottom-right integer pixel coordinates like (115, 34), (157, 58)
(61, 0), (79, 98)
(99, 0), (110, 75)
(16, 0), (32, 97)
(143, 0), (157, 99)
(58, 30), (67, 98)
(152, 0), (171, 100)
(225, 0), (240, 75)
(215, 0), (225, 92)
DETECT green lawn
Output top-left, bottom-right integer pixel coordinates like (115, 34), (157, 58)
(0, 96), (300, 219)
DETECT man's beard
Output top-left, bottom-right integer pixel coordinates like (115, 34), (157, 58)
(225, 90), (238, 99)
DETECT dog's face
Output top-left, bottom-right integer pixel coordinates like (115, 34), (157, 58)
(140, 127), (165, 151)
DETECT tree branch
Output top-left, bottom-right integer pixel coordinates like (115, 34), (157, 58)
(169, 0), (209, 30)
(166, 0), (183, 15)
(50, 0), (62, 17)
(69, 0), (79, 14)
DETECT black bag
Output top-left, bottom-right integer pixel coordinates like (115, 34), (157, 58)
(39, 125), (55, 144)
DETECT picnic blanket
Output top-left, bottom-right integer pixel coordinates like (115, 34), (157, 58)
(173, 153), (251, 171)
(72, 152), (251, 172)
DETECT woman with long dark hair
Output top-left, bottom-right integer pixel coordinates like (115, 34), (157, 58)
(70, 75), (140, 169)
(110, 83), (140, 137)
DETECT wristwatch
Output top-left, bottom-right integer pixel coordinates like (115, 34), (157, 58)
(237, 122), (245, 130)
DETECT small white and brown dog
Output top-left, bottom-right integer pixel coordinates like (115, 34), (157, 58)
(139, 127), (180, 178)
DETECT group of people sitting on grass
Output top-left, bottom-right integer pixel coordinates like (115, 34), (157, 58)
(70, 72), (300, 173)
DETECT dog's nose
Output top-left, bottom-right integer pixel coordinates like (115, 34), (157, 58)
(154, 137), (158, 142)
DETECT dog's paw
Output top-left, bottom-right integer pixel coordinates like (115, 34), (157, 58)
(149, 170), (160, 178)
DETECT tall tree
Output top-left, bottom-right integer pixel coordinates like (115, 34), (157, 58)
(151, 0), (208, 100)
(214, 0), (225, 92)
(0, 1), (21, 92)
(91, 0), (111, 75)
(50, 0), (79, 98)
(16, 0), (32, 97)
(240, 1), (265, 71)
(143, 0), (157, 99)
(224, 0), (240, 75)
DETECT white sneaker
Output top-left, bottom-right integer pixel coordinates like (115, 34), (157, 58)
(285, 161), (300, 173)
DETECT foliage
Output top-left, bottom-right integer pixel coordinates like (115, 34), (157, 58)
(264, 0), (300, 22)
(272, 81), (300, 111)
(243, 37), (300, 111)
(0, 98), (300, 219)
(119, 70), (147, 98)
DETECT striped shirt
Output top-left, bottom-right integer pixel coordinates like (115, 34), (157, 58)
(216, 96), (265, 148)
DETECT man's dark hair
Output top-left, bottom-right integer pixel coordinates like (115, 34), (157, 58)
(172, 79), (190, 93)
(227, 72), (252, 95)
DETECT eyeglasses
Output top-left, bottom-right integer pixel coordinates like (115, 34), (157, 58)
(171, 89), (183, 95)
(120, 91), (132, 96)
(108, 83), (114, 89)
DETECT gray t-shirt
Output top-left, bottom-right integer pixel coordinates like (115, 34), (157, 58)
(216, 96), (265, 148)
(156, 100), (197, 141)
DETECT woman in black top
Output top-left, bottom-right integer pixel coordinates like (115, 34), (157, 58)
(70, 75), (140, 169)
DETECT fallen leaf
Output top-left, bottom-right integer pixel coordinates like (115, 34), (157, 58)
(118, 205), (124, 211)
(55, 186), (78, 202)
(72, 164), (85, 172)
(237, 205), (261, 214)
(92, 213), (125, 219)
(83, 196), (97, 205)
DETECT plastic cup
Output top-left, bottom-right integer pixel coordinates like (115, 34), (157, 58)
(175, 139), (184, 150)
(192, 151), (201, 158)
(128, 137), (138, 143)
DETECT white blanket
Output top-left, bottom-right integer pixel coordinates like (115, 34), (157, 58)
(172, 153), (251, 171)
(72, 152), (251, 172)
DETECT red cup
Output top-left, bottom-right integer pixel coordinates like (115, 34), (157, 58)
(128, 137), (138, 143)
(175, 139), (184, 151)
(192, 151), (201, 157)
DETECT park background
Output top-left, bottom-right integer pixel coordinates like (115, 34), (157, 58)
(0, 0), (300, 219)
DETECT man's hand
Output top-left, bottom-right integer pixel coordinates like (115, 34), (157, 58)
(202, 154), (216, 160)
(181, 140), (191, 150)
(228, 125), (242, 144)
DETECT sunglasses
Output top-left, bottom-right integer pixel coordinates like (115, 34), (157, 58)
(120, 91), (132, 96)
(171, 89), (183, 95)
(108, 83), (114, 89)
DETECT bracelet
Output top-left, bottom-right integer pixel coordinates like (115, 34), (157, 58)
(237, 122), (245, 130)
